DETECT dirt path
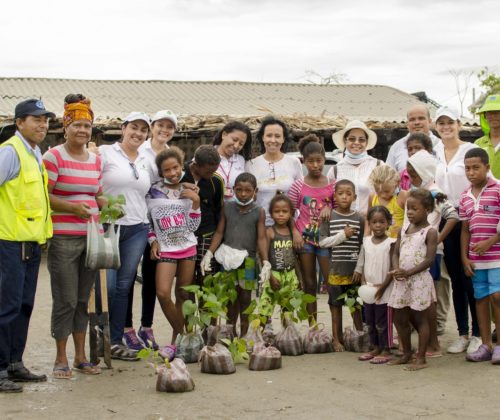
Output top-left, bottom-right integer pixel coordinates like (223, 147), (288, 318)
(1, 255), (499, 419)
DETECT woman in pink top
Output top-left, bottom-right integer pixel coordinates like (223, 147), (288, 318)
(288, 134), (334, 321)
(43, 95), (105, 378)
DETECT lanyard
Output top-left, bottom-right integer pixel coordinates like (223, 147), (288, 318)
(218, 158), (234, 185)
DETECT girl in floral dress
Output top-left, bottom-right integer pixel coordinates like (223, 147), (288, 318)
(377, 188), (437, 371)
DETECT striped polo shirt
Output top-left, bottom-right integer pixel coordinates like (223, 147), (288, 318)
(43, 144), (103, 235)
(459, 178), (500, 269)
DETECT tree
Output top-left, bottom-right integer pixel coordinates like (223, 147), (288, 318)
(469, 67), (500, 114)
(303, 69), (348, 85)
(448, 68), (474, 117)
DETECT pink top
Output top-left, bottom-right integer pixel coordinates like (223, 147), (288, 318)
(288, 179), (334, 246)
(459, 178), (500, 269)
(43, 145), (102, 235)
(399, 168), (411, 190)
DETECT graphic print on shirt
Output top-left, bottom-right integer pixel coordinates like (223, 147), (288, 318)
(302, 195), (331, 245)
(271, 237), (295, 270)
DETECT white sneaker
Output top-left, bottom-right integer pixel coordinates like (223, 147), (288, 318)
(447, 336), (469, 353)
(466, 336), (482, 354)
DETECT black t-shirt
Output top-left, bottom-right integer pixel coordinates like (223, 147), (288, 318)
(181, 163), (224, 236)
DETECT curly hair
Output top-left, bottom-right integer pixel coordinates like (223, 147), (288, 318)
(298, 133), (325, 158)
(155, 146), (185, 177)
(368, 164), (400, 188)
(256, 116), (292, 154)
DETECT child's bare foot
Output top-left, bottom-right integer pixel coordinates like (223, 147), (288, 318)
(405, 358), (428, 371)
(388, 353), (412, 365)
(333, 340), (345, 352)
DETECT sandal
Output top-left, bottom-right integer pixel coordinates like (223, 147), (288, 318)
(53, 365), (72, 380)
(159, 345), (176, 362)
(110, 344), (139, 361)
(358, 353), (375, 361)
(73, 362), (101, 375)
(370, 355), (391, 364)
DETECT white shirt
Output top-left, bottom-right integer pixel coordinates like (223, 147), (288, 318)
(139, 139), (168, 184)
(434, 141), (478, 207)
(245, 154), (303, 226)
(386, 132), (441, 172)
(327, 156), (378, 216)
(100, 143), (151, 225)
(216, 153), (246, 200)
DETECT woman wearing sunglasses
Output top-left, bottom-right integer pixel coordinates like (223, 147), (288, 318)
(99, 112), (151, 361)
(327, 120), (380, 217)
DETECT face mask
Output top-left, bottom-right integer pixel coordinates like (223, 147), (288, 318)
(163, 170), (185, 185)
(234, 194), (254, 206)
(344, 150), (368, 159)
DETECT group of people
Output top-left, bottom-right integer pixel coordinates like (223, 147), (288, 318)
(1, 93), (500, 392)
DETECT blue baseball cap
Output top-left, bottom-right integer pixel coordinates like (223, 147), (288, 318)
(15, 99), (56, 119)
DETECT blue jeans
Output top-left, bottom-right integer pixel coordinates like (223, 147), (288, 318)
(0, 240), (41, 377)
(101, 224), (148, 345)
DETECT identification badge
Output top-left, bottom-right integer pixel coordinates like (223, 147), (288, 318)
(224, 187), (234, 198)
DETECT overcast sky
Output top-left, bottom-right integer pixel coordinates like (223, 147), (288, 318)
(1, 0), (498, 117)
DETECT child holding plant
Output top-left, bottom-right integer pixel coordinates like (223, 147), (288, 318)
(147, 147), (201, 343)
(319, 179), (365, 351)
(257, 193), (300, 321)
(204, 172), (268, 336)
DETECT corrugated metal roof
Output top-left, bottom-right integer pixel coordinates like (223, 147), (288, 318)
(0, 77), (433, 123)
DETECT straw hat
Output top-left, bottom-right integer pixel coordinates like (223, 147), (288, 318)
(332, 120), (377, 151)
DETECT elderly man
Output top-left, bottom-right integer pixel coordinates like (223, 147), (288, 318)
(0, 99), (54, 393)
(386, 104), (441, 172)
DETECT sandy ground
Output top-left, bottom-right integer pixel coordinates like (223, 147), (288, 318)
(1, 254), (500, 420)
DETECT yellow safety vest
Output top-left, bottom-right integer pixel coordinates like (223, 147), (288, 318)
(0, 136), (53, 244)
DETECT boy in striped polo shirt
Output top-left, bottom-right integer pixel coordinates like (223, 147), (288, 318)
(459, 148), (500, 364)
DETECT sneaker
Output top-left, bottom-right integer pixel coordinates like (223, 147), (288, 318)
(137, 327), (159, 351)
(467, 336), (482, 354)
(447, 336), (469, 354)
(122, 329), (144, 352)
(466, 344), (492, 362)
(492, 346), (500, 365)
(110, 344), (139, 361)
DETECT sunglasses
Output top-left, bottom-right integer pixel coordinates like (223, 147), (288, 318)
(269, 162), (276, 181)
(346, 136), (367, 144)
(129, 162), (139, 180)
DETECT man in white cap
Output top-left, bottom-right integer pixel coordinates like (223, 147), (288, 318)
(0, 99), (54, 392)
(386, 104), (441, 172)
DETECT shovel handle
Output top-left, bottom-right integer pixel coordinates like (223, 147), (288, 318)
(88, 284), (96, 313)
(100, 269), (109, 312)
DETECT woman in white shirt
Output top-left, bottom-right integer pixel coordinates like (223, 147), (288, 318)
(434, 106), (481, 355)
(99, 112), (151, 361)
(212, 121), (253, 201)
(245, 116), (303, 226)
(327, 120), (379, 217)
(124, 110), (178, 352)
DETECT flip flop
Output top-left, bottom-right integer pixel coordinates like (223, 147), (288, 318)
(358, 353), (375, 361)
(370, 355), (391, 364)
(73, 362), (101, 375)
(415, 351), (443, 359)
(53, 365), (72, 379)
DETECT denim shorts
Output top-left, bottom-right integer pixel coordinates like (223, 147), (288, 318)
(300, 242), (330, 257)
(472, 268), (500, 300)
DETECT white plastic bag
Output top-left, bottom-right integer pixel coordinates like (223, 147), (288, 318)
(214, 243), (248, 271)
(85, 220), (121, 270)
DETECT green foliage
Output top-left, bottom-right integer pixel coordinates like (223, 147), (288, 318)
(181, 272), (238, 333)
(470, 67), (500, 114)
(336, 286), (363, 313)
(137, 345), (170, 370)
(99, 194), (126, 223)
(220, 337), (249, 364)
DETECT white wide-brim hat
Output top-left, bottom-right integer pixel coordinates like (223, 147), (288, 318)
(332, 120), (377, 151)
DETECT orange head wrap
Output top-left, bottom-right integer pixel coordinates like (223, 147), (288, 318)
(63, 99), (94, 128)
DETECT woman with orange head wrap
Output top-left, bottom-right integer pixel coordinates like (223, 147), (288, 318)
(42, 94), (105, 378)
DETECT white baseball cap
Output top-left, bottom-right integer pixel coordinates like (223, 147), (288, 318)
(435, 106), (460, 122)
(151, 110), (177, 128)
(123, 111), (151, 126)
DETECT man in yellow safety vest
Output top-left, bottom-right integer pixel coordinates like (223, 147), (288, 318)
(0, 99), (54, 393)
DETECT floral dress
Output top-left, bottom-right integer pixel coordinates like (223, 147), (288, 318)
(388, 225), (436, 311)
